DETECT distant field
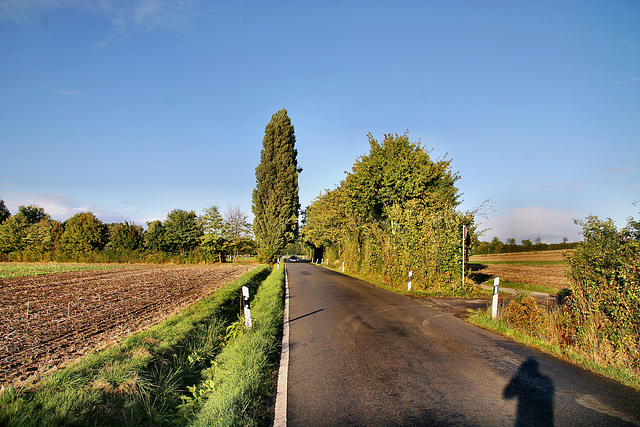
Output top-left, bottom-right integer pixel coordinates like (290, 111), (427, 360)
(0, 263), (127, 279)
(470, 249), (573, 263)
(469, 250), (574, 292)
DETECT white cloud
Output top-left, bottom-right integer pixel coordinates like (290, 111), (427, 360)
(2, 192), (147, 224)
(0, 0), (200, 48)
(54, 90), (85, 95)
(4, 192), (79, 219)
(479, 206), (583, 244)
(616, 77), (640, 85)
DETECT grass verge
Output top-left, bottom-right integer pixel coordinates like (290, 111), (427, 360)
(185, 266), (284, 426)
(0, 265), (274, 426)
(467, 309), (640, 391)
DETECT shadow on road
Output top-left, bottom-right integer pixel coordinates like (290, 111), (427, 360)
(503, 357), (555, 426)
(289, 308), (324, 323)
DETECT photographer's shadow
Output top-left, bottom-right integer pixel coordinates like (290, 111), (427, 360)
(503, 357), (555, 426)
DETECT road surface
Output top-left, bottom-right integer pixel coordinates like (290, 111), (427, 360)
(283, 262), (640, 426)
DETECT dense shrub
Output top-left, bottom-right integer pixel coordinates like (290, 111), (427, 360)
(302, 133), (476, 294)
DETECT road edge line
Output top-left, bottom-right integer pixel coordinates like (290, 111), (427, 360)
(274, 264), (290, 426)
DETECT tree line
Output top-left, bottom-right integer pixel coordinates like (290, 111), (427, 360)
(301, 132), (476, 295)
(0, 200), (254, 263)
(474, 237), (580, 254)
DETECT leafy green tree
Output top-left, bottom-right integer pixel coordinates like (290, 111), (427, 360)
(342, 133), (459, 224)
(144, 220), (166, 252)
(252, 108), (301, 262)
(0, 213), (29, 253)
(0, 199), (9, 224)
(19, 205), (48, 224)
(224, 206), (253, 262)
(0, 204), (50, 254)
(163, 209), (202, 254)
(199, 205), (227, 262)
(107, 221), (144, 251)
(490, 237), (504, 254)
(60, 212), (107, 258)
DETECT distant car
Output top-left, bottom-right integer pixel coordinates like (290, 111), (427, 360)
(288, 255), (298, 262)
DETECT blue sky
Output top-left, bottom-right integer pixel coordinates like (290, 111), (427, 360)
(1, 0), (638, 243)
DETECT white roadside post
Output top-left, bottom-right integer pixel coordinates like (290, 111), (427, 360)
(462, 225), (467, 289)
(342, 261), (345, 272)
(277, 258), (280, 269)
(242, 285), (252, 329)
(408, 270), (413, 291)
(491, 277), (500, 319)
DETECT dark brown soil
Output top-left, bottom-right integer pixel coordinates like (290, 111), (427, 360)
(0, 264), (255, 386)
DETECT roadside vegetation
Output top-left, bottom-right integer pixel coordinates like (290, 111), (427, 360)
(301, 132), (477, 297)
(0, 265), (285, 426)
(469, 214), (640, 389)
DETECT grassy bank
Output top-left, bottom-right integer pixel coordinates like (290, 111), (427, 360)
(0, 264), (284, 426)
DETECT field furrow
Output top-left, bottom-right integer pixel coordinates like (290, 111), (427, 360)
(0, 264), (255, 386)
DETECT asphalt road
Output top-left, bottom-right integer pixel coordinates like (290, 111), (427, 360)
(284, 262), (640, 426)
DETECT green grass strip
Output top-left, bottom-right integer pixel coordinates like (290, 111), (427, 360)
(0, 265), (271, 427)
(0, 263), (129, 278)
(187, 267), (285, 426)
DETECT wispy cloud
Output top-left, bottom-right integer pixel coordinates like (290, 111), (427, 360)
(94, 0), (201, 48)
(481, 206), (583, 243)
(54, 90), (85, 95)
(616, 77), (640, 85)
(539, 179), (604, 190)
(3, 192), (144, 224)
(0, 0), (200, 48)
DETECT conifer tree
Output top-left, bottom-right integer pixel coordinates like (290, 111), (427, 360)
(252, 109), (301, 262)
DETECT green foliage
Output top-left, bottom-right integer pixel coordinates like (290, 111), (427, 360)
(252, 108), (301, 263)
(302, 132), (475, 294)
(107, 221), (144, 251)
(0, 212), (30, 253)
(566, 214), (640, 368)
(0, 199), (10, 224)
(145, 220), (166, 252)
(60, 212), (108, 258)
(164, 209), (203, 254)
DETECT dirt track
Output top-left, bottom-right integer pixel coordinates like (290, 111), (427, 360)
(0, 264), (255, 386)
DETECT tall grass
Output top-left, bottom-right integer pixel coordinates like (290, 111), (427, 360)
(185, 267), (285, 426)
(0, 265), (271, 426)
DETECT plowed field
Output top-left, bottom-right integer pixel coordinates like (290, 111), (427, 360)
(469, 250), (574, 290)
(0, 264), (255, 386)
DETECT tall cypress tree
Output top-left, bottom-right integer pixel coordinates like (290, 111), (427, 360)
(252, 109), (301, 262)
